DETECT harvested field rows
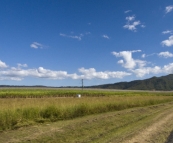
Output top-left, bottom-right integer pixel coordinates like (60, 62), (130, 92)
(1, 88), (173, 142)
(1, 102), (173, 142)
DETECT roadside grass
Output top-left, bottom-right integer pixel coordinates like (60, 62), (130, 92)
(1, 95), (173, 131)
(2, 102), (173, 143)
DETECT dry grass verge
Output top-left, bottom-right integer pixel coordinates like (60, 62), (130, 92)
(1, 96), (173, 131)
(1, 102), (173, 143)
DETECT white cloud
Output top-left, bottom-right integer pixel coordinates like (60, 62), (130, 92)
(162, 30), (173, 34)
(141, 25), (146, 28)
(1, 60), (173, 81)
(0, 60), (8, 68)
(124, 10), (132, 13)
(141, 54), (146, 58)
(60, 33), (83, 41)
(131, 62), (173, 77)
(161, 35), (173, 47)
(141, 51), (173, 59)
(135, 60), (147, 68)
(141, 53), (157, 58)
(158, 51), (173, 58)
(123, 13), (145, 32)
(165, 5), (173, 14)
(163, 63), (173, 73)
(131, 66), (161, 77)
(59, 33), (66, 37)
(126, 16), (135, 21)
(118, 60), (124, 64)
(0, 67), (72, 80)
(78, 68), (131, 79)
(17, 63), (28, 68)
(102, 35), (109, 39)
(0, 62), (132, 81)
(0, 77), (23, 81)
(35, 67), (70, 79)
(112, 50), (146, 69)
(30, 42), (45, 49)
(123, 21), (141, 31)
(85, 32), (91, 35)
(70, 35), (82, 40)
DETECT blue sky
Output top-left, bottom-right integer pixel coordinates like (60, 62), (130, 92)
(0, 0), (173, 86)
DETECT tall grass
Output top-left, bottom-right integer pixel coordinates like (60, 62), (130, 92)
(1, 96), (173, 131)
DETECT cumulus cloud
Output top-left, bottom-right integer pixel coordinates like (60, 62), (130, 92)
(165, 5), (173, 14)
(131, 66), (161, 77)
(60, 33), (83, 41)
(126, 15), (135, 21)
(123, 13), (145, 32)
(112, 50), (146, 69)
(163, 63), (173, 73)
(78, 68), (131, 79)
(158, 51), (173, 58)
(161, 35), (173, 47)
(112, 50), (173, 77)
(0, 66), (74, 81)
(131, 62), (173, 77)
(35, 67), (71, 79)
(102, 35), (110, 39)
(117, 60), (124, 64)
(162, 30), (173, 34)
(0, 61), (131, 81)
(1, 60), (173, 81)
(0, 60), (8, 68)
(124, 21), (142, 32)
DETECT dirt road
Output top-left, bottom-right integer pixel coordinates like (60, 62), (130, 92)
(122, 103), (173, 143)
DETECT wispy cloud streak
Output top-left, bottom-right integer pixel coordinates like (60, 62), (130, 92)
(124, 10), (132, 13)
(165, 5), (173, 13)
(30, 42), (48, 49)
(158, 51), (173, 58)
(102, 35), (110, 39)
(60, 33), (83, 41)
(162, 30), (173, 34)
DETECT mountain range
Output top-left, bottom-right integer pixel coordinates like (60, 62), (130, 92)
(88, 74), (173, 91)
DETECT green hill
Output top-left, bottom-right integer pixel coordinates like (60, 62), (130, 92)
(89, 74), (173, 91)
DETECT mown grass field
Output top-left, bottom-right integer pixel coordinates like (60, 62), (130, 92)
(1, 88), (173, 133)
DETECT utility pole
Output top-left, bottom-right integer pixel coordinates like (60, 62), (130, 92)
(81, 79), (84, 91)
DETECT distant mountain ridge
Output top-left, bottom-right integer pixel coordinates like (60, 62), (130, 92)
(89, 74), (173, 91)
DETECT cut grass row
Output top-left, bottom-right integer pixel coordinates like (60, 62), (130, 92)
(1, 95), (173, 131)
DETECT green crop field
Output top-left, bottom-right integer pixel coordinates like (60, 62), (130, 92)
(1, 88), (173, 133)
(0, 88), (172, 98)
